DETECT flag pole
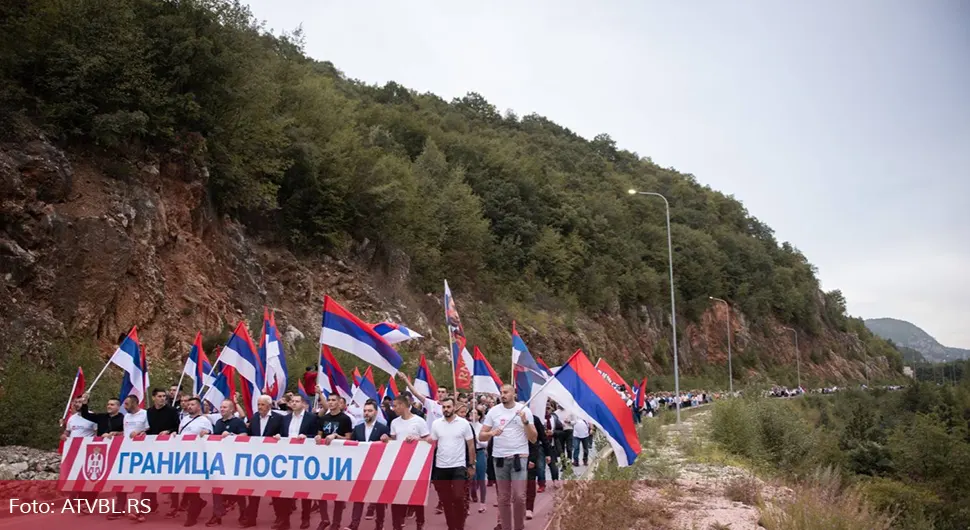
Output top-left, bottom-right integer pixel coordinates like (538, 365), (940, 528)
(175, 359), (187, 398)
(87, 356), (114, 395)
(61, 370), (80, 422)
(510, 322), (516, 395)
(445, 280), (457, 393)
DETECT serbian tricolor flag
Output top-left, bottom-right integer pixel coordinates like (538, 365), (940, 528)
(472, 346), (502, 395)
(537, 357), (554, 377)
(414, 354), (438, 401)
(203, 362), (236, 409)
(533, 350), (642, 467)
(182, 332), (213, 396)
(114, 327), (149, 406)
(637, 378), (647, 408)
(317, 345), (352, 400)
(444, 280), (473, 389)
(595, 358), (633, 399)
(297, 379), (311, 402)
(215, 322), (263, 417)
(372, 322), (423, 345)
(352, 367), (382, 406)
(320, 296), (402, 376)
(261, 309), (288, 400)
(383, 376), (399, 401)
(513, 322), (550, 418)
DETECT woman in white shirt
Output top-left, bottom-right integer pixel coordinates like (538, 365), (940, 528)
(469, 408), (488, 513)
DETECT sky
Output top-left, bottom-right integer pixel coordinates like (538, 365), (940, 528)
(244, 0), (970, 348)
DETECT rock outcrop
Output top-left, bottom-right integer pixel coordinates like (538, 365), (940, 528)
(0, 131), (892, 385)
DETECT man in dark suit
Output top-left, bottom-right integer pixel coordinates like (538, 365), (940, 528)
(241, 395), (284, 528)
(347, 400), (390, 530)
(279, 395), (320, 530)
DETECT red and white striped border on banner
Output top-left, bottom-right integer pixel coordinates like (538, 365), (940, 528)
(58, 435), (434, 506)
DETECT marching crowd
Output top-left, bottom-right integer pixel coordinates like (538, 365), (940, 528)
(61, 372), (611, 530)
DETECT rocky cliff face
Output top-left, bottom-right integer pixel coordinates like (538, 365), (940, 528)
(0, 132), (889, 384)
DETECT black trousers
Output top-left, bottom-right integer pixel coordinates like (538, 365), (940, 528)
(320, 500), (346, 527)
(390, 504), (424, 530)
(526, 463), (537, 511)
(433, 467), (468, 530)
(350, 503), (385, 530)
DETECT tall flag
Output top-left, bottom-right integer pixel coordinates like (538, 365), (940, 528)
(318, 345), (352, 400)
(636, 378), (647, 408)
(512, 322), (549, 418)
(472, 346), (503, 395)
(204, 362), (236, 409)
(114, 327), (149, 406)
(261, 310), (288, 400)
(297, 379), (311, 402)
(537, 357), (554, 377)
(59, 366), (87, 453)
(595, 358), (633, 400)
(372, 322), (424, 345)
(183, 332), (214, 396)
(62, 367), (86, 422)
(215, 322), (263, 417)
(444, 280), (473, 389)
(383, 376), (399, 401)
(352, 367), (381, 406)
(632, 379), (640, 409)
(414, 354), (439, 401)
(320, 296), (402, 376)
(532, 350), (642, 467)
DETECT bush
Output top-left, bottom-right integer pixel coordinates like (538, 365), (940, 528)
(760, 467), (892, 530)
(724, 474), (762, 506)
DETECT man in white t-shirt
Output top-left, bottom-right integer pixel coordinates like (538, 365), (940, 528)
(177, 397), (213, 527)
(62, 398), (96, 440)
(430, 397), (475, 530)
(571, 418), (591, 467)
(480, 385), (537, 530)
(389, 394), (430, 530)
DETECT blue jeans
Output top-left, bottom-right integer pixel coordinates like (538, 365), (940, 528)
(536, 444), (558, 485)
(472, 449), (487, 503)
(572, 436), (591, 463)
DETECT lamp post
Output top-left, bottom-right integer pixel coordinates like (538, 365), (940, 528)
(628, 189), (680, 424)
(709, 297), (733, 394)
(783, 326), (800, 390)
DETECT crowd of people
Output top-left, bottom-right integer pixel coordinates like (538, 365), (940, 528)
(60, 372), (609, 530)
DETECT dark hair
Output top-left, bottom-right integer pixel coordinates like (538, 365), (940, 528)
(118, 333), (127, 345)
(440, 396), (455, 406)
(306, 366), (313, 372)
(381, 395), (392, 402)
(338, 397), (347, 405)
(152, 388), (166, 397)
(363, 399), (378, 410)
(125, 394), (139, 404)
(394, 394), (410, 407)
(188, 397), (202, 406)
(108, 398), (122, 405)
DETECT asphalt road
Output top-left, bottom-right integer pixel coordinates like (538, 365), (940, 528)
(2, 461), (591, 530)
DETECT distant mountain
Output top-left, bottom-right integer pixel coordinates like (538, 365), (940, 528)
(865, 318), (970, 362)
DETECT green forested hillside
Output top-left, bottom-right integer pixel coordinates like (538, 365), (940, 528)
(1, 0), (855, 336)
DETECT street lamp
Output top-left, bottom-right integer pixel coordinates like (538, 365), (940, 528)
(709, 296), (733, 393)
(628, 189), (680, 424)
(783, 326), (800, 390)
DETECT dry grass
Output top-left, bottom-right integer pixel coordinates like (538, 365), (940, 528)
(759, 467), (892, 530)
(724, 474), (763, 506)
(557, 478), (673, 530)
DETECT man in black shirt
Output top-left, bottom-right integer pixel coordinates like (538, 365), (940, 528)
(315, 394), (352, 530)
(206, 399), (248, 527)
(78, 393), (124, 436)
(144, 388), (182, 517)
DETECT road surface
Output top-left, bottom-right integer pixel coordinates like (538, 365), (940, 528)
(1, 462), (592, 530)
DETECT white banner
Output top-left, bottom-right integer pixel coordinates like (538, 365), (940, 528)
(59, 434), (433, 505)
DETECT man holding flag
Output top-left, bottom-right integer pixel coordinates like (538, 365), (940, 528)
(479, 385), (537, 530)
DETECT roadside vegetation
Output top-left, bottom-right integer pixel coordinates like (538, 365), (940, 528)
(705, 379), (970, 530)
